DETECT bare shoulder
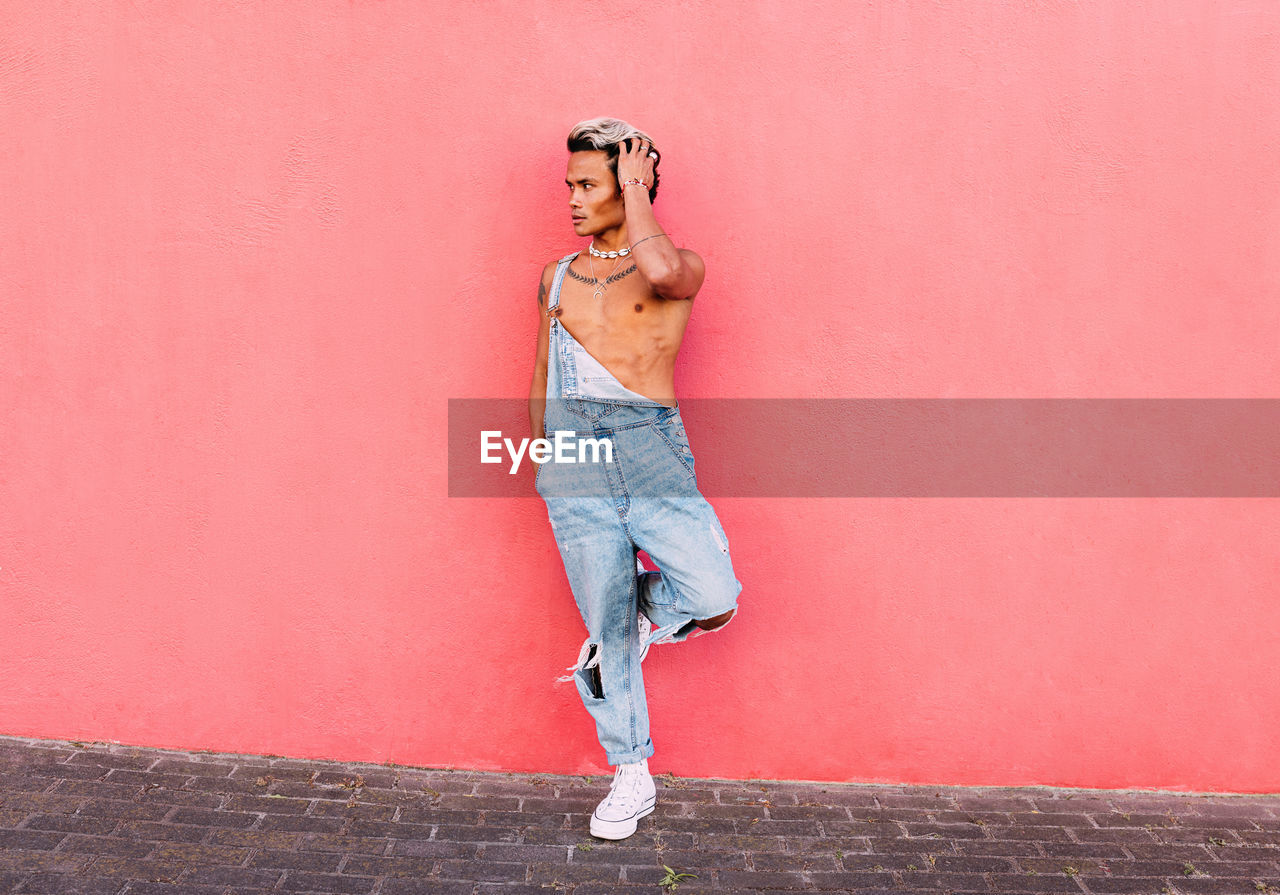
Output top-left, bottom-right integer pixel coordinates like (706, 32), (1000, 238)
(535, 259), (558, 313)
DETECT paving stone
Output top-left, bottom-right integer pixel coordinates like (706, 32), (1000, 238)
(1019, 855), (1109, 874)
(1009, 810), (1100, 827)
(1069, 826), (1160, 843)
(929, 808), (1015, 825)
(205, 827), (304, 848)
(1083, 877), (1184, 893)
(875, 792), (964, 809)
(804, 871), (899, 889)
(1175, 880), (1280, 894)
(0, 829), (69, 851)
(765, 804), (850, 821)
(98, 771), (192, 791)
(0, 849), (90, 874)
(474, 842), (568, 863)
(987, 871), (1085, 891)
(420, 823), (520, 844)
(274, 869), (380, 892)
(77, 856), (185, 881)
(246, 847), (344, 871)
(837, 853), (930, 869)
(671, 802), (769, 820)
(823, 818), (901, 836)
(730, 818), (824, 836)
(1237, 830), (1280, 846)
(20, 815), (118, 837)
(11, 873), (128, 893)
(698, 868), (811, 888)
(897, 821), (991, 839)
(337, 855), (438, 878)
(63, 752), (155, 771)
(931, 854), (1018, 872)
(179, 866), (284, 887)
(307, 803), (399, 825)
(647, 815), (738, 834)
(748, 850), (837, 871)
(866, 836), (965, 854)
(1118, 843), (1214, 862)
(165, 806), (258, 829)
(466, 809), (567, 828)
(897, 870), (996, 890)
(525, 861), (621, 884)
(40, 780), (133, 804)
(1030, 796), (1115, 812)
(380, 838), (478, 860)
(955, 838), (1044, 856)
(255, 814), (346, 833)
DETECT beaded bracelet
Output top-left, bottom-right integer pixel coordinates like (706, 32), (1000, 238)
(621, 178), (649, 189)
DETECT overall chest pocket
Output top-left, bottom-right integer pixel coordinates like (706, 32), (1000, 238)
(648, 415), (696, 481)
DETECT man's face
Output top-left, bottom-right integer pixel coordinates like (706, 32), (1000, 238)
(566, 151), (623, 236)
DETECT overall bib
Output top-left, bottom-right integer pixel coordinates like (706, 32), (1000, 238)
(537, 250), (743, 766)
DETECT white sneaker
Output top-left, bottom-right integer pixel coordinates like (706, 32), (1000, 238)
(635, 555), (654, 662)
(590, 758), (656, 840)
(637, 610), (653, 662)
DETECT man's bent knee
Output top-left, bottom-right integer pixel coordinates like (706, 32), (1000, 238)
(693, 608), (735, 631)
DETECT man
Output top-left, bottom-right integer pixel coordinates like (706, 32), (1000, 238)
(528, 117), (743, 840)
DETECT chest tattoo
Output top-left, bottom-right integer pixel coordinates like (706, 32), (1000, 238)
(565, 263), (640, 286)
(606, 263), (638, 284)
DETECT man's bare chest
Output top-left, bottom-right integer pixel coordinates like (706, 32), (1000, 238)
(557, 261), (683, 336)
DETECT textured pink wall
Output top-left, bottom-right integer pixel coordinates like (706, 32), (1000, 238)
(3, 1), (1278, 791)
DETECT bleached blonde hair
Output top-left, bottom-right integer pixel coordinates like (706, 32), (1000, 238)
(566, 117), (660, 203)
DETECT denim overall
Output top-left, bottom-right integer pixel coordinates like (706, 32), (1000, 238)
(537, 250), (743, 766)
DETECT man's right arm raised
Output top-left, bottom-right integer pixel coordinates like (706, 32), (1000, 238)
(528, 261), (556, 443)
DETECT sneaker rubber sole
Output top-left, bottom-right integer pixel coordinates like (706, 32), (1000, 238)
(589, 795), (656, 840)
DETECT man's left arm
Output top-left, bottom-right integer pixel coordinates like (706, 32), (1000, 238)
(616, 137), (706, 301)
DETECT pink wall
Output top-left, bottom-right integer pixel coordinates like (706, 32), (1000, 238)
(3, 1), (1278, 792)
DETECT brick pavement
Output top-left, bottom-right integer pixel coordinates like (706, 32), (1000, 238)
(0, 735), (1277, 894)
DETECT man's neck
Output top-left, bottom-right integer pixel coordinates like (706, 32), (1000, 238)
(590, 224), (628, 254)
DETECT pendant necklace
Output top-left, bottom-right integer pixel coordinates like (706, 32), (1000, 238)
(587, 245), (625, 300)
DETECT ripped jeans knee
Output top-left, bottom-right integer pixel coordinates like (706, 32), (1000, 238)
(556, 637), (604, 699)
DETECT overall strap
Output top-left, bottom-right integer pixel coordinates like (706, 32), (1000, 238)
(547, 251), (580, 313)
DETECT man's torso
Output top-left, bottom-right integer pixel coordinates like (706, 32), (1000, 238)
(552, 253), (694, 406)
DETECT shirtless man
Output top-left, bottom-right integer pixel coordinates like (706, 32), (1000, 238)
(529, 118), (742, 840)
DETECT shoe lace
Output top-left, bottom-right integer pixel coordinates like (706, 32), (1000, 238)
(603, 763), (646, 811)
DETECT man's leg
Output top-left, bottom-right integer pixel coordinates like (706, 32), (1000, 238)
(545, 496), (656, 766)
(605, 408), (741, 647)
(632, 497), (743, 648)
(544, 494), (660, 841)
